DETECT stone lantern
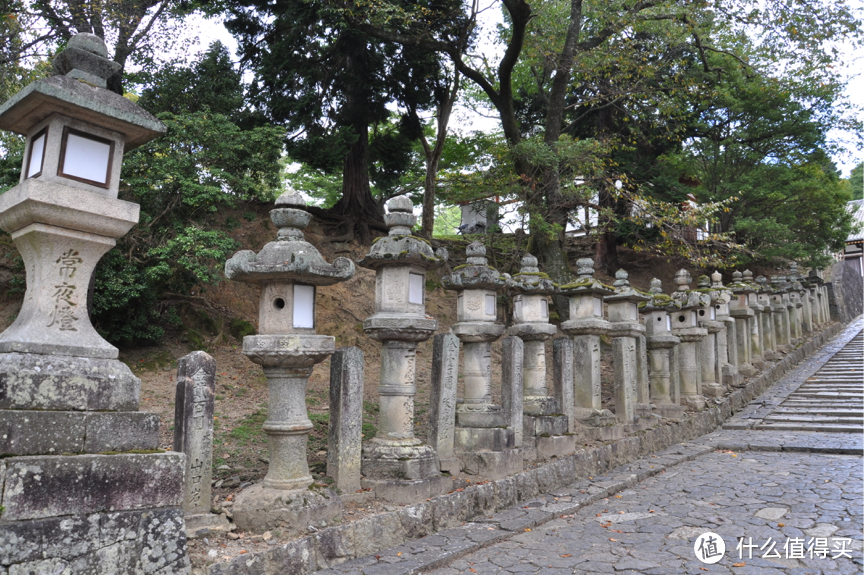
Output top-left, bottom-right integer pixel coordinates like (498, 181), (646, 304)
(224, 191), (354, 532)
(642, 278), (683, 418)
(0, 34), (191, 573)
(559, 258), (616, 426)
(807, 269), (826, 327)
(754, 276), (778, 361)
(358, 196), (451, 502)
(442, 242), (521, 479)
(507, 255), (565, 459)
(770, 275), (793, 351)
(791, 263), (813, 333)
(670, 269), (710, 409)
(728, 271), (757, 377)
(695, 275), (726, 397)
(738, 270), (766, 369)
(710, 271), (740, 386)
(604, 269), (650, 423)
(786, 268), (805, 342)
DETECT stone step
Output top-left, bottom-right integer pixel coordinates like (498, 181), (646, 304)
(762, 414), (864, 424)
(773, 408), (864, 417)
(753, 423), (864, 433)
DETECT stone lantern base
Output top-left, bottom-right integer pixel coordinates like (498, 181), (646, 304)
(453, 421), (522, 481)
(361, 441), (453, 504)
(231, 484), (342, 534)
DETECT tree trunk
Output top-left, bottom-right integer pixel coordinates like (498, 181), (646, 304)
(595, 187), (619, 275)
(331, 122), (383, 244)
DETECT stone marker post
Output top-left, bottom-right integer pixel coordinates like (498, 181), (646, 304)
(788, 270), (805, 342)
(508, 255), (572, 460)
(501, 336), (525, 451)
(792, 264), (813, 333)
(559, 258), (616, 427)
(441, 242), (520, 479)
(327, 346), (365, 495)
(741, 270), (766, 370)
(0, 34), (188, 574)
(728, 271), (758, 377)
(358, 196), (451, 503)
(670, 270), (710, 409)
(604, 269), (650, 424)
(711, 272), (741, 387)
(808, 270), (825, 327)
(224, 190), (355, 533)
(174, 351), (233, 537)
(643, 279), (683, 419)
(429, 333), (460, 474)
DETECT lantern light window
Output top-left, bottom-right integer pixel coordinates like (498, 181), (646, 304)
(408, 273), (424, 304)
(541, 298), (548, 318)
(293, 284), (315, 328)
(593, 297), (602, 317)
(485, 294), (496, 316)
(58, 128), (114, 187)
(26, 128), (47, 178)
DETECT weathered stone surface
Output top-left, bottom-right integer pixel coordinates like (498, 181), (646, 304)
(0, 353), (139, 411)
(232, 484), (342, 534)
(428, 334), (459, 471)
(173, 351), (216, 516)
(327, 347), (364, 494)
(500, 337), (524, 449)
(0, 453), (183, 521)
(0, 508), (188, 574)
(551, 338), (575, 433)
(85, 411), (160, 453)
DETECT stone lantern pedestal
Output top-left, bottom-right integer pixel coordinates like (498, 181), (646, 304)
(0, 34), (189, 574)
(508, 255), (571, 461)
(441, 242), (521, 479)
(740, 271), (766, 370)
(791, 264), (813, 333)
(670, 270), (710, 410)
(754, 276), (778, 361)
(604, 269), (650, 424)
(358, 196), (452, 503)
(642, 279), (683, 419)
(224, 191), (355, 533)
(559, 258), (617, 428)
(770, 276), (792, 352)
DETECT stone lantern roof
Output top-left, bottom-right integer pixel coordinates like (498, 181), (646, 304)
(604, 269), (649, 304)
(442, 241), (508, 292)
(558, 257), (614, 297)
(709, 270), (734, 303)
(506, 255), (556, 295)
(0, 34), (164, 149)
(225, 190), (355, 285)
(770, 275), (790, 293)
(727, 270), (756, 294)
(755, 275), (774, 294)
(640, 278), (681, 312)
(670, 269), (710, 309)
(358, 196), (447, 271)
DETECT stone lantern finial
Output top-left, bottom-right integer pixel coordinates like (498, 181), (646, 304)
(674, 269), (691, 291)
(697, 275), (710, 289)
(51, 33), (122, 91)
(743, 270), (754, 282)
(465, 240), (488, 264)
(576, 257), (595, 279)
(385, 195), (416, 236)
(520, 254), (539, 273)
(649, 277), (663, 294)
(711, 270), (723, 288)
(732, 270), (743, 282)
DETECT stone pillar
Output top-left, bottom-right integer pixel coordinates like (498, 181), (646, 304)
(0, 34), (190, 574)
(604, 269), (650, 424)
(357, 196), (451, 503)
(643, 278), (683, 419)
(552, 337), (575, 431)
(635, 334), (650, 405)
(741, 270), (765, 369)
(695, 275), (725, 398)
(560, 258), (616, 426)
(729, 271), (757, 377)
(442, 241), (519, 479)
(327, 346), (365, 495)
(508, 255), (571, 461)
(501, 336), (524, 450)
(225, 191), (354, 532)
(710, 271), (740, 387)
(670, 270), (710, 409)
(429, 334), (460, 474)
(174, 352), (232, 537)
(770, 276), (792, 351)
(754, 276), (777, 361)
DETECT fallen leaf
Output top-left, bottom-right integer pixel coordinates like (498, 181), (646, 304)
(239, 550), (247, 555)
(524, 528), (531, 532)
(615, 495), (623, 499)
(649, 510), (655, 513)
(560, 554), (572, 558)
(469, 570), (476, 573)
(609, 538), (617, 541)
(596, 513), (602, 517)
(397, 552), (402, 556)
(733, 562), (746, 567)
(777, 523), (785, 527)
(700, 568), (708, 571)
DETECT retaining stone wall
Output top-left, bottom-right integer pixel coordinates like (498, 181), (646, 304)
(828, 260), (864, 323)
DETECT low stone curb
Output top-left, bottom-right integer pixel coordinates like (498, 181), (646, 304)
(204, 321), (847, 575)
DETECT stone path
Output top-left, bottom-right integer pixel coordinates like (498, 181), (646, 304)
(311, 320), (863, 575)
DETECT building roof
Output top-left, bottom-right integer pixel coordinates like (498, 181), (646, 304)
(848, 200), (864, 244)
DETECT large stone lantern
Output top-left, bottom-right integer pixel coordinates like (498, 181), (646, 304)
(358, 196), (450, 502)
(790, 263), (813, 333)
(559, 257), (615, 425)
(711, 271), (741, 386)
(507, 255), (564, 458)
(642, 278), (683, 419)
(604, 269), (650, 423)
(224, 191), (354, 531)
(670, 269), (710, 409)
(0, 34), (191, 573)
(786, 269), (805, 342)
(695, 275), (726, 398)
(442, 241), (520, 478)
(770, 275), (793, 351)
(754, 276), (778, 361)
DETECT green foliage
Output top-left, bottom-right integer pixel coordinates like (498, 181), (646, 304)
(229, 318), (256, 340)
(850, 163), (863, 201)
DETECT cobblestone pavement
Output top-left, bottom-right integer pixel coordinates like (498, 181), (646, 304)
(313, 321), (863, 575)
(425, 450), (862, 574)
